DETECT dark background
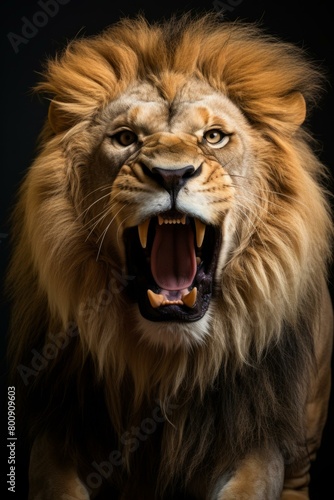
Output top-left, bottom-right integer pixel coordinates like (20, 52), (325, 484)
(1, 0), (333, 498)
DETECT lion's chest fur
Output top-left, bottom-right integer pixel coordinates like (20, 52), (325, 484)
(62, 326), (313, 493)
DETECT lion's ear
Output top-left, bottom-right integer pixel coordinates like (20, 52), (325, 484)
(283, 92), (306, 129)
(243, 92), (306, 135)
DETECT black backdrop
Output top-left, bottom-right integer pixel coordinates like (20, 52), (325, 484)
(1, 0), (333, 498)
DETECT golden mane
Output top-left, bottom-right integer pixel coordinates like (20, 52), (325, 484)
(38, 14), (324, 132)
(6, 13), (333, 498)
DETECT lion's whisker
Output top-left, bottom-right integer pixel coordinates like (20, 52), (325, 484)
(75, 192), (112, 222)
(234, 187), (307, 217)
(229, 178), (309, 209)
(95, 205), (127, 261)
(84, 208), (113, 242)
(116, 213), (135, 246)
(82, 201), (121, 230)
(76, 189), (128, 223)
(83, 195), (133, 241)
(77, 184), (112, 207)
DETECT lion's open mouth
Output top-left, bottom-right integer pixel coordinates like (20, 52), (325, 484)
(124, 210), (221, 322)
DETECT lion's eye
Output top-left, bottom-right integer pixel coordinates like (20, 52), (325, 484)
(203, 129), (230, 148)
(112, 130), (138, 147)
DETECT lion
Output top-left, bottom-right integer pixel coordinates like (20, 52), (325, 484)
(6, 12), (333, 500)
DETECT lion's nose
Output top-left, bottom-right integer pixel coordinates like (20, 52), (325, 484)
(151, 165), (196, 195)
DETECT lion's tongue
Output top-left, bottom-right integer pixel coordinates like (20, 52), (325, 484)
(151, 224), (196, 291)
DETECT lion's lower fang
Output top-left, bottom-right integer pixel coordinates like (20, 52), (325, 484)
(147, 287), (198, 308)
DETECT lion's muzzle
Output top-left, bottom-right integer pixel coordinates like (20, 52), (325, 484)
(124, 213), (220, 322)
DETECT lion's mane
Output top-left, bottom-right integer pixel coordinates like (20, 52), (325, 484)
(6, 13), (333, 493)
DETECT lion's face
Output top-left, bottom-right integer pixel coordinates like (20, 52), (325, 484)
(78, 78), (252, 329)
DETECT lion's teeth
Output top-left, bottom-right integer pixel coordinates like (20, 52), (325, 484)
(148, 287), (197, 308)
(194, 219), (206, 248)
(182, 287), (197, 308)
(158, 214), (186, 225)
(138, 218), (150, 248)
(147, 289), (165, 308)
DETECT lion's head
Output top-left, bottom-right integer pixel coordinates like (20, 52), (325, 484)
(10, 14), (331, 351)
(6, 15), (334, 495)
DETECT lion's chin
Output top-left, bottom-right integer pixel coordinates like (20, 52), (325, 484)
(124, 211), (221, 322)
(133, 304), (215, 349)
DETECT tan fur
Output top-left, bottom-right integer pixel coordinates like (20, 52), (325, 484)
(6, 13), (333, 499)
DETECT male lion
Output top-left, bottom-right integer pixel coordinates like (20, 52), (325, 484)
(6, 13), (333, 500)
